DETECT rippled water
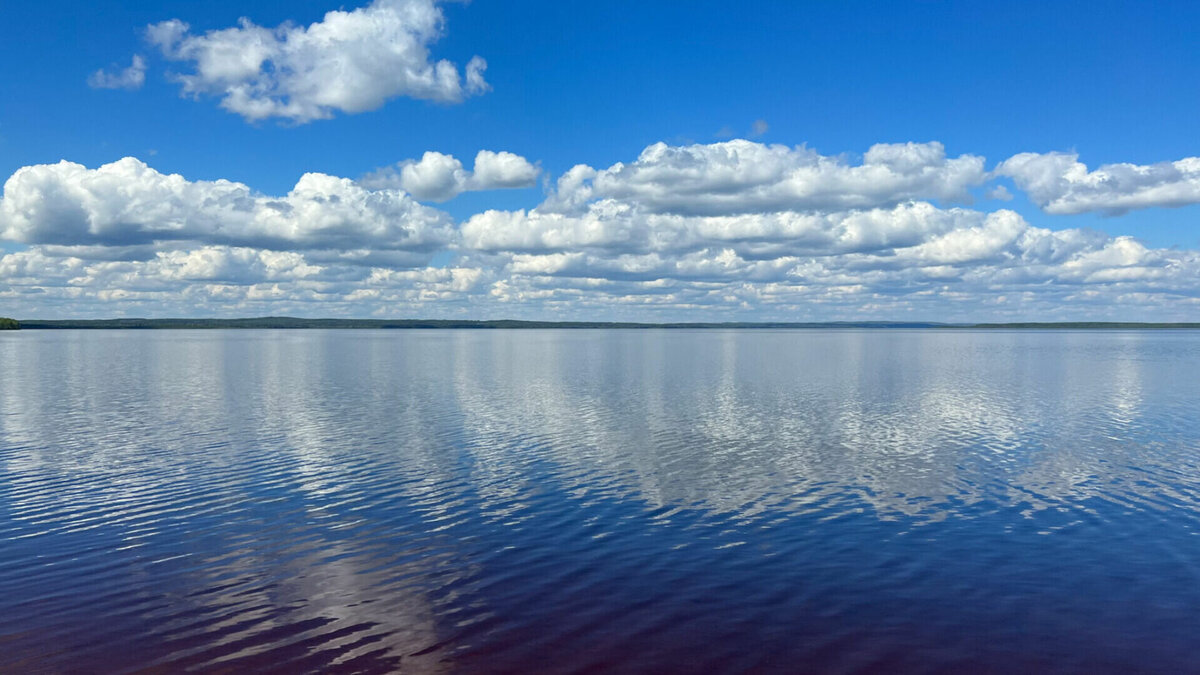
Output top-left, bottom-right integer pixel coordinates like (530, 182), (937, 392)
(2, 329), (1199, 673)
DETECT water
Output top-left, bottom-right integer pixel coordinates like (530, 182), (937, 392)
(1, 329), (1198, 673)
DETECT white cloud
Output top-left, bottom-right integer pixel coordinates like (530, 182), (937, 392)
(0, 157), (452, 256)
(996, 151), (1200, 214)
(365, 151), (467, 202)
(472, 151), (541, 190)
(985, 185), (1013, 201)
(4, 140), (1200, 321)
(540, 140), (988, 215)
(449, 140), (1200, 320)
(751, 119), (769, 137)
(466, 200), (1169, 289)
(87, 55), (147, 90)
(360, 150), (539, 201)
(898, 210), (1027, 265)
(147, 0), (488, 123)
(0, 243), (497, 319)
(462, 201), (979, 257)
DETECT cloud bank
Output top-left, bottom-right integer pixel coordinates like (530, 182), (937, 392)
(146, 0), (487, 123)
(2, 141), (1199, 321)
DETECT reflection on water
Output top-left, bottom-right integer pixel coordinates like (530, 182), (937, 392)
(2, 329), (1200, 672)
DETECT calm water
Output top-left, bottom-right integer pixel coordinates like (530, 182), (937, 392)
(1, 329), (1199, 673)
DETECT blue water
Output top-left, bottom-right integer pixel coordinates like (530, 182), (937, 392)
(1, 329), (1199, 673)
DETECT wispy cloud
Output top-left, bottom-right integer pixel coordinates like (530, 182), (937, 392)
(87, 55), (146, 90)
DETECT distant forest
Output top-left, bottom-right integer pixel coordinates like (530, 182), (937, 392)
(10, 317), (1200, 330)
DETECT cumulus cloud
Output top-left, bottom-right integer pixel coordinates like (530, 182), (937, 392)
(87, 55), (147, 90)
(463, 201), (982, 258)
(360, 150), (539, 201)
(540, 140), (988, 215)
(996, 151), (1200, 214)
(0, 244), (491, 318)
(0, 157), (452, 255)
(4, 140), (1200, 321)
(147, 0), (488, 123)
(465, 197), (1192, 295)
(451, 140), (1200, 320)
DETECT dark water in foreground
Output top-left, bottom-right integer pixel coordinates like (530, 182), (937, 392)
(1, 329), (1199, 673)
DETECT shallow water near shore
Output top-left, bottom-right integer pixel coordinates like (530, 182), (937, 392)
(2, 328), (1199, 673)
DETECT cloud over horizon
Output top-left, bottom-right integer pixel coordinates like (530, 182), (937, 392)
(0, 157), (452, 255)
(2, 141), (1199, 321)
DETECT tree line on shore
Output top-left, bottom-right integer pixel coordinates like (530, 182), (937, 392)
(5, 317), (1200, 330)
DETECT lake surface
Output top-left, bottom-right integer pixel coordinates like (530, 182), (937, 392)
(1, 329), (1199, 673)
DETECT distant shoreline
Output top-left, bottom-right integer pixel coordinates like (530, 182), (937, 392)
(9, 317), (1200, 330)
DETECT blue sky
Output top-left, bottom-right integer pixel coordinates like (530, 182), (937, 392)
(1, 0), (1199, 320)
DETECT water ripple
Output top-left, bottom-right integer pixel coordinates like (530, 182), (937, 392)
(2, 329), (1200, 672)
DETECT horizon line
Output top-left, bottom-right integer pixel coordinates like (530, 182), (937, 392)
(7, 317), (1200, 330)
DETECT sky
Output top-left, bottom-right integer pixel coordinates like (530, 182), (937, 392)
(2, 0), (1199, 321)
